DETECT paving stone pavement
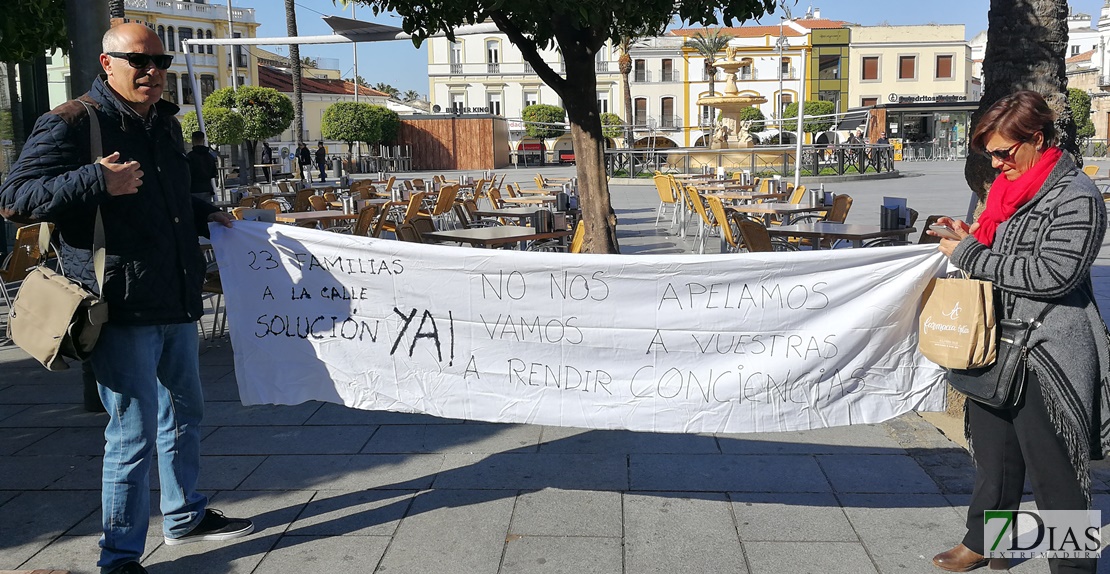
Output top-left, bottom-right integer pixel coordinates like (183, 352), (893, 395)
(4, 160), (1110, 573)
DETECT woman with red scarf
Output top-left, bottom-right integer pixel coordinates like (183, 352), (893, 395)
(929, 91), (1109, 574)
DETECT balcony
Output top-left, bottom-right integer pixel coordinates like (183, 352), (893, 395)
(778, 67), (797, 80)
(226, 54), (248, 69)
(632, 116), (683, 130)
(659, 70), (679, 82)
(657, 115), (682, 129)
(698, 117), (715, 128)
(633, 70), (651, 83)
(596, 61), (609, 73)
(450, 63), (463, 74)
(126, 0), (256, 23)
(487, 62), (501, 73)
(524, 62), (534, 74)
(739, 69), (758, 81)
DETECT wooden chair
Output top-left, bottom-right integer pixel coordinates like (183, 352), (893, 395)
(453, 199), (499, 229)
(351, 205), (380, 236)
(704, 195), (742, 253)
(396, 222), (422, 243)
(292, 189), (314, 212)
(569, 220), (586, 253)
(408, 215), (440, 243)
(257, 199), (283, 216)
(230, 207), (248, 220)
(1, 224), (54, 317)
(735, 216), (798, 253)
(652, 174), (680, 227)
(1083, 165), (1099, 177)
(380, 191), (428, 239)
(787, 185), (807, 204)
(411, 178), (426, 191)
(420, 184), (459, 229)
(308, 195), (328, 211)
(238, 196), (258, 208)
(322, 191), (338, 203)
(684, 185), (719, 254)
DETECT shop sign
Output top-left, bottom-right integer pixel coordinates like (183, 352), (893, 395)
(887, 93), (967, 104)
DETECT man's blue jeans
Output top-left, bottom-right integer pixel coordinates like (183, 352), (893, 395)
(92, 322), (208, 572)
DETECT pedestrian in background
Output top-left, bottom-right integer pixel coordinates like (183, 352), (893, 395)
(315, 141), (327, 182)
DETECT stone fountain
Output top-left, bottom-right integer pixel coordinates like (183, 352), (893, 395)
(697, 46), (768, 149)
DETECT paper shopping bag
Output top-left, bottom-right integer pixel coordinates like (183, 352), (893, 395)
(918, 276), (997, 369)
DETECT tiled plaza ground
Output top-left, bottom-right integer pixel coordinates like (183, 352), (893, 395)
(4, 158), (1110, 573)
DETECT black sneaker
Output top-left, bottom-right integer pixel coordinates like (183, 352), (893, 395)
(105, 562), (148, 574)
(164, 508), (254, 545)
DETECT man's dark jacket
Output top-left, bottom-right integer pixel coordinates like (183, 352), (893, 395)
(0, 76), (218, 325)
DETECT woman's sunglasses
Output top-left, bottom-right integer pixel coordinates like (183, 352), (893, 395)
(107, 52), (173, 70)
(983, 140), (1025, 162)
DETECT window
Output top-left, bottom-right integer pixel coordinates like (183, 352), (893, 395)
(660, 97), (675, 128)
(935, 54), (953, 79)
(524, 91), (538, 107)
(200, 75), (216, 101)
(205, 30), (213, 54)
(818, 55), (839, 80)
(178, 28), (193, 53)
(778, 92), (793, 117)
(634, 97), (647, 126)
(158, 26), (166, 50)
(740, 62), (752, 80)
(861, 97), (878, 107)
(182, 75), (194, 105)
(633, 59), (647, 82)
(232, 32), (246, 68)
(861, 56), (879, 81)
(898, 55), (916, 79)
(164, 73), (178, 103)
(166, 26), (175, 52)
(595, 49), (609, 73)
(597, 92), (609, 113)
(781, 57), (792, 79)
(700, 105), (714, 127)
(661, 59), (675, 82)
(450, 41), (462, 74)
(451, 93), (465, 114)
(486, 40), (500, 73)
(487, 93), (502, 115)
(1071, 45), (1080, 56)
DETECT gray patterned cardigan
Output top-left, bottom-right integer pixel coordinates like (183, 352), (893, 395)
(951, 152), (1110, 502)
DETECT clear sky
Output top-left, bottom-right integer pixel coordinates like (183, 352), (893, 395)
(232, 0), (1107, 98)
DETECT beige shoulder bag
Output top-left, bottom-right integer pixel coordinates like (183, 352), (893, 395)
(6, 100), (108, 371)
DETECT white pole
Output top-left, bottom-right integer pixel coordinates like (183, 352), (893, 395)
(352, 3), (360, 168)
(778, 18), (784, 130)
(185, 48), (205, 136)
(227, 0), (238, 91)
(793, 48), (806, 189)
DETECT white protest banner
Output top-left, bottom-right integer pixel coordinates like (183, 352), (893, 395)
(210, 222), (950, 433)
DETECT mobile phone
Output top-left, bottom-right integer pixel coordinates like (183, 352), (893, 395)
(928, 223), (961, 240)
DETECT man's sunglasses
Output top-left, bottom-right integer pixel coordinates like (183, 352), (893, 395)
(983, 140), (1025, 162)
(107, 52), (173, 70)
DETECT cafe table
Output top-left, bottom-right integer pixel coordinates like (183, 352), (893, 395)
(726, 202), (828, 225)
(767, 222), (917, 249)
(421, 225), (570, 249)
(499, 195), (558, 206)
(705, 190), (786, 203)
(274, 210), (360, 225)
(472, 206), (550, 225)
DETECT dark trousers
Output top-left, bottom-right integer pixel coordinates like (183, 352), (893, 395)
(962, 370), (1096, 574)
(317, 160), (326, 181)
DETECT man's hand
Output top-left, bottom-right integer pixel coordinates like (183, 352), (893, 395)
(208, 210), (234, 228)
(98, 152), (143, 196)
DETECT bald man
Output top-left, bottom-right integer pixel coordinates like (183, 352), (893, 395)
(0, 23), (250, 574)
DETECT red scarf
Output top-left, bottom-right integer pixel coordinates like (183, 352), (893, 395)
(973, 146), (1062, 247)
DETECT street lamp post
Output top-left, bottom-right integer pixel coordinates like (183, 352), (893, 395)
(777, 18), (786, 131)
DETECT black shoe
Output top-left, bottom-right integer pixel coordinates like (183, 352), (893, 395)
(106, 562), (148, 574)
(164, 509), (254, 545)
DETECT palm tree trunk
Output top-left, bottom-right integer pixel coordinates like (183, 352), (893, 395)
(965, 0), (1073, 202)
(285, 0), (304, 145)
(621, 70), (632, 145)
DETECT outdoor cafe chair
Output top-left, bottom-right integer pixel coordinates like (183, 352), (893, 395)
(258, 199), (283, 215)
(787, 185), (807, 204)
(381, 191), (428, 239)
(396, 222), (422, 243)
(705, 195), (742, 253)
(238, 196), (258, 208)
(792, 194), (854, 248)
(652, 174), (679, 228)
(735, 216), (798, 253)
(684, 185), (719, 254)
(307, 195), (329, 211)
(453, 199), (500, 229)
(1, 224), (55, 324)
(421, 184), (459, 229)
(1083, 165), (1099, 178)
(292, 189), (314, 212)
(322, 191), (338, 203)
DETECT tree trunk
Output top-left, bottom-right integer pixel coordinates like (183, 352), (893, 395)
(285, 0), (304, 146)
(107, 0), (125, 19)
(245, 140), (258, 184)
(5, 62), (25, 151)
(564, 45), (619, 253)
(68, 2), (109, 105)
(621, 69), (632, 146)
(965, 0), (1073, 207)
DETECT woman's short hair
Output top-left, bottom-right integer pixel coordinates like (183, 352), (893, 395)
(970, 90), (1057, 152)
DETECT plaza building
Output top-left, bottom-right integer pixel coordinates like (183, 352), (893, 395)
(46, 0), (260, 112)
(426, 30), (623, 162)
